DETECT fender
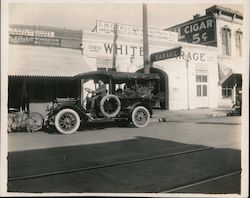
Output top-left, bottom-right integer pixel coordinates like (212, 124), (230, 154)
(56, 104), (89, 121)
(127, 102), (153, 116)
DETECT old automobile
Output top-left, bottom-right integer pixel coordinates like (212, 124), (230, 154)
(45, 71), (162, 134)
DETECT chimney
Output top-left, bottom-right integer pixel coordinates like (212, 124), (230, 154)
(193, 14), (200, 20)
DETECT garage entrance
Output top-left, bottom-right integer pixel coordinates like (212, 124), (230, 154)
(136, 68), (169, 110)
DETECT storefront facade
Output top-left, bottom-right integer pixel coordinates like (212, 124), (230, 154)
(81, 27), (219, 110)
(8, 21), (219, 116)
(166, 5), (243, 107)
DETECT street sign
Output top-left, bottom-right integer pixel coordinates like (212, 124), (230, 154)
(150, 46), (182, 62)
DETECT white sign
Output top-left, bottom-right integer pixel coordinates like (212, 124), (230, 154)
(96, 21), (178, 42)
(9, 28), (55, 38)
(85, 41), (143, 57)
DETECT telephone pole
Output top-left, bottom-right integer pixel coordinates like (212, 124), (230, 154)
(143, 4), (150, 74)
(112, 24), (118, 71)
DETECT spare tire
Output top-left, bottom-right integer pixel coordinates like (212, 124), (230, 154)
(100, 94), (121, 118)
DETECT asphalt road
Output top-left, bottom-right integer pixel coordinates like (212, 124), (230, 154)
(7, 116), (242, 194)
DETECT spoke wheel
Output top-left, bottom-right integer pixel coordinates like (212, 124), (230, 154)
(26, 112), (44, 132)
(131, 106), (150, 128)
(55, 109), (80, 134)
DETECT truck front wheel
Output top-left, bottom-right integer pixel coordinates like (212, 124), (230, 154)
(55, 109), (80, 134)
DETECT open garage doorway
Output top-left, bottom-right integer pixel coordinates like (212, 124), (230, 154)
(136, 68), (169, 110)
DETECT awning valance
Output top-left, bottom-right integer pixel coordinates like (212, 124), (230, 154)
(8, 44), (91, 77)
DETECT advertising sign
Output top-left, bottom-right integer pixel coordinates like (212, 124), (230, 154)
(96, 20), (178, 42)
(9, 35), (61, 47)
(150, 46), (182, 62)
(175, 16), (216, 45)
(9, 27), (55, 37)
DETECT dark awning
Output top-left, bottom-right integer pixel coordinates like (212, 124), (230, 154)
(222, 73), (242, 87)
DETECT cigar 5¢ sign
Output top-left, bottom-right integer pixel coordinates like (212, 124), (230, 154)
(176, 16), (216, 45)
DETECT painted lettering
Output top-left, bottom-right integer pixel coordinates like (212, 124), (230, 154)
(200, 53), (205, 61)
(104, 44), (113, 54)
(193, 53), (199, 61)
(140, 47), (143, 56)
(116, 45), (123, 55)
(130, 46), (137, 56)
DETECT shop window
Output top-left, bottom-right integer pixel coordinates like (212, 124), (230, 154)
(221, 27), (231, 56)
(222, 87), (232, 98)
(235, 30), (243, 57)
(196, 75), (208, 97)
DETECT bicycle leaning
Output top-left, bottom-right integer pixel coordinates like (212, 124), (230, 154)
(8, 108), (44, 133)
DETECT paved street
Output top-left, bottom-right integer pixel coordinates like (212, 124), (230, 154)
(7, 116), (242, 194)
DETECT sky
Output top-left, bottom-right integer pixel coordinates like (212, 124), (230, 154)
(7, 1), (244, 31)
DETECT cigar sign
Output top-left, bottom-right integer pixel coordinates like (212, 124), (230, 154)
(172, 16), (216, 45)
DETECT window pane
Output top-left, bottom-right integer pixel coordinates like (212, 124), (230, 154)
(202, 75), (207, 82)
(196, 75), (201, 82)
(197, 85), (201, 96)
(222, 87), (232, 97)
(222, 28), (231, 55)
(203, 85), (207, 96)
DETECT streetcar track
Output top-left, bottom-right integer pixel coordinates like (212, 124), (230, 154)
(161, 170), (241, 193)
(8, 146), (213, 181)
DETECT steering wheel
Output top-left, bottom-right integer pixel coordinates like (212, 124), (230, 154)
(85, 87), (95, 94)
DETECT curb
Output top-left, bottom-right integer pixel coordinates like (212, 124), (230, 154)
(150, 112), (228, 123)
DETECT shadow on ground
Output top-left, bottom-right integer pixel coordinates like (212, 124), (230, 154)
(8, 136), (241, 194)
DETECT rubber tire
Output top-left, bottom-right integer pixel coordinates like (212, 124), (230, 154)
(131, 106), (150, 128)
(55, 109), (80, 134)
(100, 94), (121, 118)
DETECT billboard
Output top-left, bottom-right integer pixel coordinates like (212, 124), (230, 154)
(96, 20), (178, 42)
(172, 16), (216, 45)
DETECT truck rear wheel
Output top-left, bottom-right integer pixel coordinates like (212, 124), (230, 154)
(131, 106), (150, 128)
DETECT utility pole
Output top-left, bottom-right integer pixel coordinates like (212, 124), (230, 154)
(185, 57), (190, 110)
(112, 24), (118, 71)
(143, 4), (150, 74)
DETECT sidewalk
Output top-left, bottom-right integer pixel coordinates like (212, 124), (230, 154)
(151, 107), (231, 122)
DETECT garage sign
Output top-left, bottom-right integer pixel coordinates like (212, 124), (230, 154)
(150, 46), (182, 62)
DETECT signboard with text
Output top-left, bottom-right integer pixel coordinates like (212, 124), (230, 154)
(150, 46), (182, 62)
(9, 27), (55, 37)
(169, 16), (216, 45)
(96, 20), (178, 42)
(9, 35), (61, 47)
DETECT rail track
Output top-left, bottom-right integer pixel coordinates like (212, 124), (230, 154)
(9, 146), (212, 181)
(162, 170), (241, 193)
(8, 143), (241, 193)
